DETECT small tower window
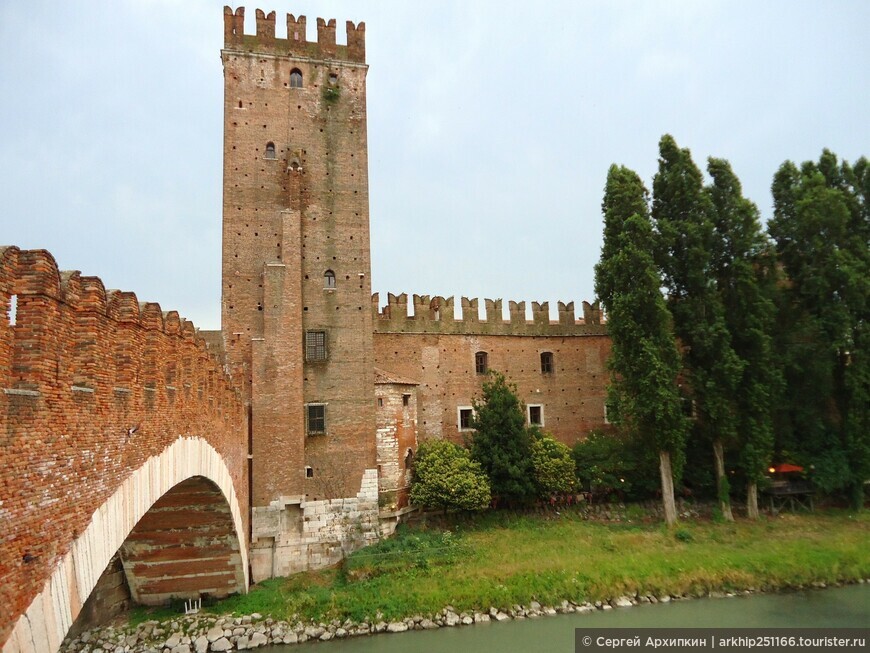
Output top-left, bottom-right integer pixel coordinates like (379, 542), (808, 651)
(328, 73), (338, 85)
(324, 269), (336, 289)
(475, 351), (488, 375)
(265, 142), (276, 159)
(290, 69), (303, 88)
(540, 351), (554, 374)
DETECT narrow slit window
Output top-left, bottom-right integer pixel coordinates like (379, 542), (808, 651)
(290, 69), (303, 88)
(8, 294), (17, 326)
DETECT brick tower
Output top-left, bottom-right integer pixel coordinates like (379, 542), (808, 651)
(221, 7), (378, 577)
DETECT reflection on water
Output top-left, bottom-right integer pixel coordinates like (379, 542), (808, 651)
(271, 584), (869, 653)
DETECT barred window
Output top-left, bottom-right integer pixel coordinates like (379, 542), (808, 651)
(305, 330), (327, 361)
(306, 404), (326, 435)
(458, 407), (474, 431)
(540, 351), (554, 374)
(475, 351), (488, 375)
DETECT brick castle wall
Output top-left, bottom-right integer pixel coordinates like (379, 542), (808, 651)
(372, 293), (611, 446)
(222, 7), (375, 505)
(0, 246), (248, 644)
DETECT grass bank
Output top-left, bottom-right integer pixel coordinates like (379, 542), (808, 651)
(143, 510), (870, 625)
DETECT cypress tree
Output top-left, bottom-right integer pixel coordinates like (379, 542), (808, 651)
(707, 158), (780, 518)
(595, 164), (687, 525)
(652, 135), (743, 521)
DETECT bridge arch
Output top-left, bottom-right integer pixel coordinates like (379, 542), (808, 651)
(4, 437), (248, 653)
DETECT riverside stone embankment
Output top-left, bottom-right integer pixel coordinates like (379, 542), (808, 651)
(62, 579), (867, 653)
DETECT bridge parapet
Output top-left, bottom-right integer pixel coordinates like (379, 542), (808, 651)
(0, 247), (248, 648)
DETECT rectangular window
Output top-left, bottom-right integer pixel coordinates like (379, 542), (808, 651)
(402, 394), (410, 407)
(306, 403), (326, 435)
(540, 351), (554, 374)
(458, 406), (474, 431)
(305, 331), (327, 361)
(475, 351), (488, 375)
(528, 404), (543, 426)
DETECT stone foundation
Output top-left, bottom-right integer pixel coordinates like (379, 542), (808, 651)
(250, 470), (381, 581)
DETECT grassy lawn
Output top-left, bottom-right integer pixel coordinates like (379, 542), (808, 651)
(199, 510), (869, 624)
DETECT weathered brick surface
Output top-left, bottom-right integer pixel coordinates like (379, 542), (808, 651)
(0, 246), (248, 646)
(375, 371), (418, 511)
(221, 9), (375, 505)
(374, 325), (611, 446)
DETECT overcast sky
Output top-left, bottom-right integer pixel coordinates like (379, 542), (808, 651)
(1, 1), (867, 330)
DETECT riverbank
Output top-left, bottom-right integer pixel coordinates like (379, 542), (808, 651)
(64, 509), (870, 651)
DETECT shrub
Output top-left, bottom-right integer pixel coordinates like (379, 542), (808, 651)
(469, 371), (536, 505)
(529, 427), (576, 498)
(410, 439), (491, 512)
(572, 429), (658, 501)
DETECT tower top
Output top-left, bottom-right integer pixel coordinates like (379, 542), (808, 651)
(223, 7), (365, 63)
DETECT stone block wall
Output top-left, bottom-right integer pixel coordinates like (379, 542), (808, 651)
(249, 470), (380, 582)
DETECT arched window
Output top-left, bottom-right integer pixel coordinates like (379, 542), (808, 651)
(475, 351), (488, 375)
(404, 448), (414, 471)
(540, 351), (554, 374)
(264, 142), (276, 159)
(290, 68), (303, 88)
(324, 269), (336, 289)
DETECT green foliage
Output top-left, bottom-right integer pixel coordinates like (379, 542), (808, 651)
(769, 151), (869, 506)
(469, 372), (537, 505)
(594, 163), (688, 480)
(529, 427), (576, 498)
(322, 84), (340, 105)
(652, 136), (743, 486)
(189, 512), (870, 625)
(410, 439), (491, 512)
(343, 526), (463, 581)
(572, 430), (658, 500)
(706, 157), (781, 489)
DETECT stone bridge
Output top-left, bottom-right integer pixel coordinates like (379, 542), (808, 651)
(0, 247), (249, 653)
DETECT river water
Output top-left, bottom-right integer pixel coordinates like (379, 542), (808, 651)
(271, 584), (868, 653)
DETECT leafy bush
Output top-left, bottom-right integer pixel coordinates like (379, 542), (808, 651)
(572, 429), (659, 501)
(529, 427), (576, 498)
(469, 371), (536, 505)
(410, 439), (491, 512)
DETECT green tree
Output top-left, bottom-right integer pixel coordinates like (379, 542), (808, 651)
(529, 427), (576, 498)
(410, 439), (491, 512)
(469, 372), (536, 505)
(706, 157), (781, 518)
(652, 135), (744, 521)
(595, 164), (688, 525)
(769, 151), (869, 508)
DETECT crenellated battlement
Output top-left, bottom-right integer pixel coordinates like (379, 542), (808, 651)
(223, 6), (365, 63)
(0, 246), (240, 402)
(372, 292), (606, 337)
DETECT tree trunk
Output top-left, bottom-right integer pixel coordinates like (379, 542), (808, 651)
(659, 450), (678, 526)
(746, 481), (759, 520)
(713, 439), (734, 521)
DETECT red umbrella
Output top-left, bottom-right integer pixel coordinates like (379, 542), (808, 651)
(769, 463), (804, 474)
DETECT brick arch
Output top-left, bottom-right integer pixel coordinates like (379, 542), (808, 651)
(4, 437), (248, 653)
